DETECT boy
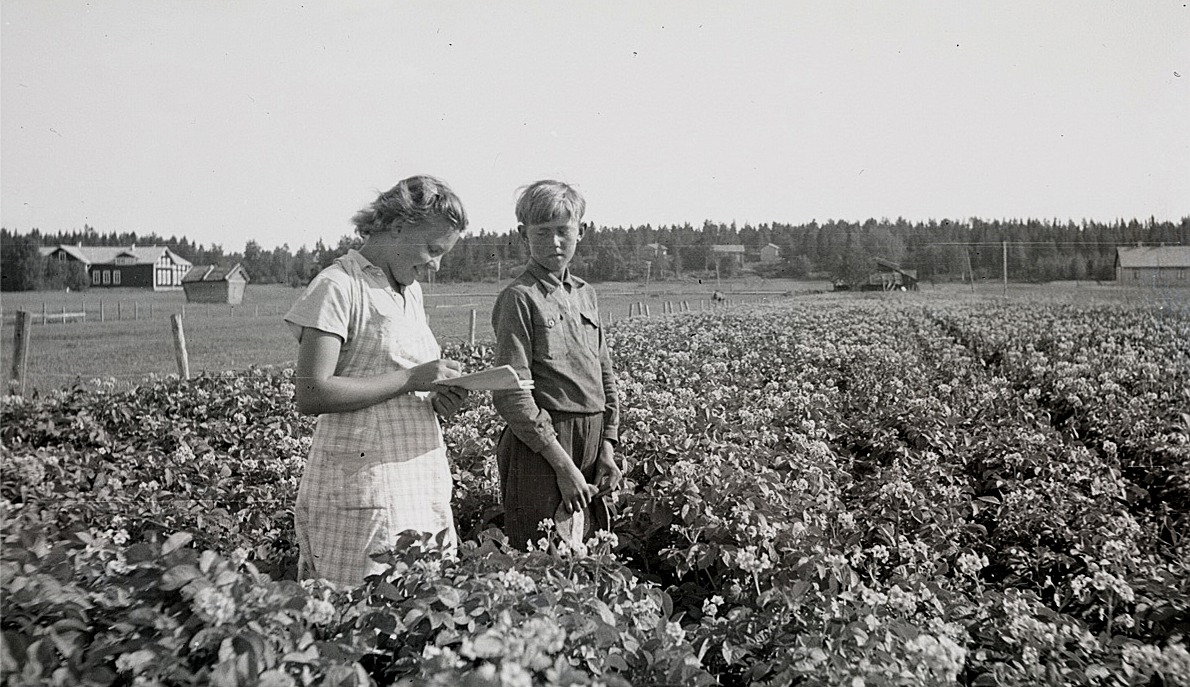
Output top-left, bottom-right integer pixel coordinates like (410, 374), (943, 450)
(491, 180), (621, 550)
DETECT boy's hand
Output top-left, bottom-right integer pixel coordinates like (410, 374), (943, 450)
(556, 465), (597, 514)
(594, 440), (623, 493)
(431, 386), (469, 419)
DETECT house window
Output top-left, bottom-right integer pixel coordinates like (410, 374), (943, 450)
(102, 271), (111, 285)
(92, 271), (101, 285)
(115, 255), (135, 265)
(113, 271), (121, 285)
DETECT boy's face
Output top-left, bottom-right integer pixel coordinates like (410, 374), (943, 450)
(520, 217), (584, 275)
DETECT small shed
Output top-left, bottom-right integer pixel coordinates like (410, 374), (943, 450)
(759, 243), (781, 263)
(862, 258), (919, 291)
(182, 264), (250, 304)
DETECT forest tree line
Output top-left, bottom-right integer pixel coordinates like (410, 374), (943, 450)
(3, 216), (1187, 291)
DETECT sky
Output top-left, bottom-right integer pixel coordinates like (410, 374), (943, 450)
(2, 1), (1188, 252)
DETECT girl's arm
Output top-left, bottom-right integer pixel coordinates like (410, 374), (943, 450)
(294, 327), (461, 415)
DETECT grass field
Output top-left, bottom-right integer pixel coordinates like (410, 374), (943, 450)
(0, 277), (824, 394)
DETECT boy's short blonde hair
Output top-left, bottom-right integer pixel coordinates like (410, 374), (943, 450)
(515, 180), (586, 226)
(352, 175), (468, 237)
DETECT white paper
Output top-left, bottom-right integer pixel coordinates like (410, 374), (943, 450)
(436, 365), (534, 391)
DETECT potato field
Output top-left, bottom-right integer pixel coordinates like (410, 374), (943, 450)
(2, 293), (1188, 686)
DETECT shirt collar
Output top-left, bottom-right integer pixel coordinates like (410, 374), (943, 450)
(342, 249), (405, 293)
(525, 260), (583, 294)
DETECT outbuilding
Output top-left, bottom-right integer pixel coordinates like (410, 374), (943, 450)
(862, 258), (919, 291)
(1115, 246), (1190, 287)
(182, 264), (250, 304)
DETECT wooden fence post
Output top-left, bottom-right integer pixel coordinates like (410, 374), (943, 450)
(10, 311), (32, 396)
(42, 302), (47, 325)
(134, 302), (139, 320)
(469, 309), (477, 345)
(100, 301), (105, 322)
(170, 314), (190, 380)
(118, 302), (123, 320)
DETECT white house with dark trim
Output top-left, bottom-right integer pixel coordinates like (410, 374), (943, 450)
(39, 245), (192, 290)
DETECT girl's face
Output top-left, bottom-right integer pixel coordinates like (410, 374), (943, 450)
(364, 217), (460, 288)
(520, 216), (584, 276)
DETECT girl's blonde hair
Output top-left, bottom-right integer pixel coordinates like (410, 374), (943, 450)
(515, 180), (586, 226)
(352, 175), (468, 237)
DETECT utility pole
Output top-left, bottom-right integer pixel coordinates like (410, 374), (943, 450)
(1002, 241), (1008, 298)
(965, 247), (975, 293)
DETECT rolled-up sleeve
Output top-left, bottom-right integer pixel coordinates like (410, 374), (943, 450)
(491, 289), (557, 453)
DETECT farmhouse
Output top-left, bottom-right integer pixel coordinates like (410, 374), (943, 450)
(182, 263), (250, 305)
(39, 244), (192, 290)
(710, 244), (746, 268)
(759, 243), (781, 264)
(1115, 246), (1190, 286)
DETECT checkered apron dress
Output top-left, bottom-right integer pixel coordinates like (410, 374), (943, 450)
(285, 251), (457, 585)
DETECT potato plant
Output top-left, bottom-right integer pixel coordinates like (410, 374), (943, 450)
(2, 296), (1188, 686)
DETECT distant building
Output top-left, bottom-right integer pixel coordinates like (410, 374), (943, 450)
(710, 244), (746, 268)
(862, 258), (918, 291)
(1115, 246), (1190, 286)
(182, 264), (250, 304)
(638, 243), (668, 261)
(759, 243), (781, 264)
(39, 244), (192, 290)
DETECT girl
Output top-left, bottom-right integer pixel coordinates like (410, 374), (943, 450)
(284, 175), (469, 585)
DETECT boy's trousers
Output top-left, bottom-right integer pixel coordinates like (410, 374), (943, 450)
(496, 410), (603, 550)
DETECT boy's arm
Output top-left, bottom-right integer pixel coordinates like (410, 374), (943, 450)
(597, 302), (620, 452)
(490, 289), (558, 453)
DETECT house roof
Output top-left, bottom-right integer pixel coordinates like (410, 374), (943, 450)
(182, 263), (249, 283)
(874, 257), (918, 281)
(711, 244), (746, 253)
(1115, 246), (1190, 269)
(761, 243), (780, 250)
(39, 244), (192, 267)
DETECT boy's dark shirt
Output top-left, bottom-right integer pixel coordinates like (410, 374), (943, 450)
(491, 261), (619, 453)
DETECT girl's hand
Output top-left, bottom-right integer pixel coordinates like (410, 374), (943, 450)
(594, 441), (623, 493)
(406, 359), (462, 392)
(431, 386), (469, 418)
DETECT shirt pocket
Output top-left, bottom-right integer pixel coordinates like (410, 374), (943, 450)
(532, 304), (569, 360)
(579, 310), (602, 355)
